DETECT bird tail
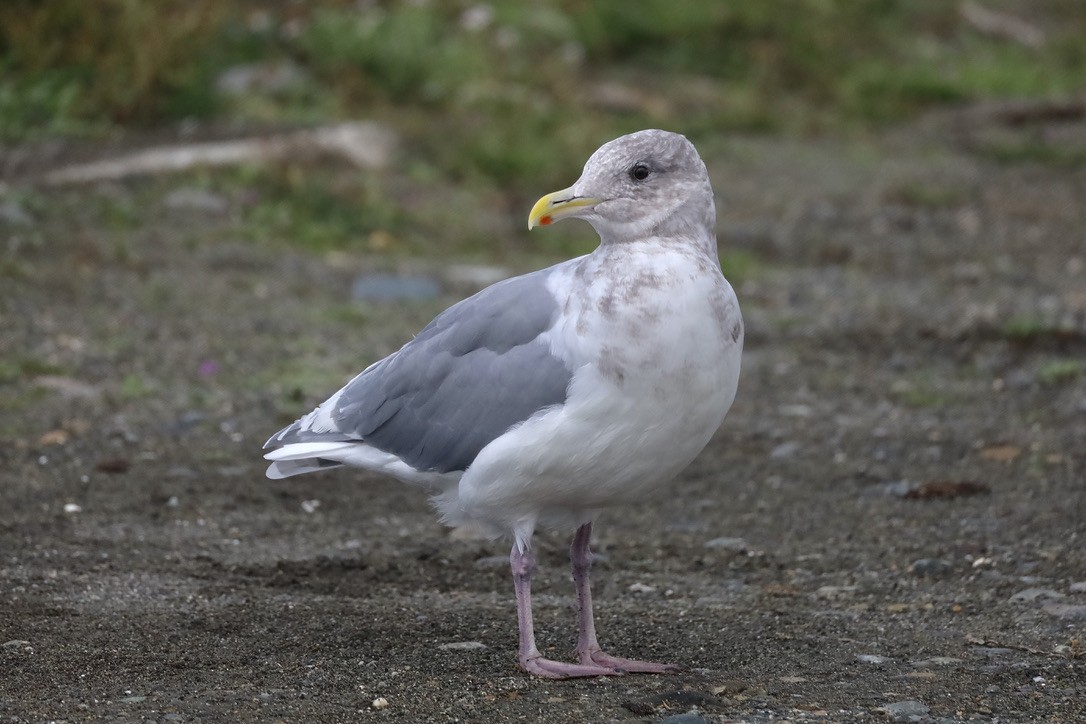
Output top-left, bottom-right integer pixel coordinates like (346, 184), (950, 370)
(263, 441), (357, 479)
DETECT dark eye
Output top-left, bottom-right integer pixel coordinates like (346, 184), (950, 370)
(629, 163), (650, 181)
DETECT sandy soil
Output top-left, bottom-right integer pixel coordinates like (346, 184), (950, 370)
(2, 114), (1085, 722)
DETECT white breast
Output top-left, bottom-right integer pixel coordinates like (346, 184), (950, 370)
(446, 242), (743, 541)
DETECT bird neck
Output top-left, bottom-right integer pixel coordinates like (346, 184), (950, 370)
(595, 203), (719, 261)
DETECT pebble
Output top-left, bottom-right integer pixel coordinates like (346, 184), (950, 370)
(628, 582), (657, 594)
(1069, 581), (1086, 594)
(815, 585), (857, 599)
(710, 679), (748, 696)
(437, 641), (487, 651)
(857, 654), (892, 665)
(704, 537), (749, 552)
(352, 273), (441, 302)
(770, 441), (800, 458)
(658, 713), (708, 724)
(63, 503), (82, 514)
(876, 699), (930, 720)
(910, 558), (952, 577)
(1041, 603), (1086, 620)
(971, 646), (1014, 656)
(880, 480), (915, 498)
(913, 656), (962, 667)
(1008, 587), (1065, 604)
(2, 640), (31, 650)
(34, 375), (102, 400)
(778, 404), (812, 417)
(371, 696), (389, 710)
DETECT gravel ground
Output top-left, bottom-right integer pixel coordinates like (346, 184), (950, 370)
(2, 114), (1085, 722)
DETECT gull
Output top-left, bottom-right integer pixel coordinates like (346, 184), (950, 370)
(263, 129), (743, 678)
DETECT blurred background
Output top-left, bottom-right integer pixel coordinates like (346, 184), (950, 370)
(2, 0), (1084, 259)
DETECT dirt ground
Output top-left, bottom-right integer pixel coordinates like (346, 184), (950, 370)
(2, 113), (1085, 723)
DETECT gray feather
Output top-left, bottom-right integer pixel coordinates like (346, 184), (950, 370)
(266, 268), (573, 473)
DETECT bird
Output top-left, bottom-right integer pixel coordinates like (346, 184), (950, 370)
(263, 129), (743, 678)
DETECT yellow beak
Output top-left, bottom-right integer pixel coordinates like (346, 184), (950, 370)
(527, 187), (601, 230)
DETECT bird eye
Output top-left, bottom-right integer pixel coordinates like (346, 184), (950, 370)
(629, 163), (650, 181)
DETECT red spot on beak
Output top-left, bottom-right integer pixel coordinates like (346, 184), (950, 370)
(540, 216), (553, 226)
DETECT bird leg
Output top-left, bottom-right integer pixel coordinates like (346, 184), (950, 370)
(510, 542), (621, 678)
(569, 522), (679, 673)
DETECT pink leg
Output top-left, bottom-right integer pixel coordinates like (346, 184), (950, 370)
(570, 522), (679, 673)
(510, 543), (621, 678)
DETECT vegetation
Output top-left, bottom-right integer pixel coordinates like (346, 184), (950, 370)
(2, 1), (1084, 258)
(3, 2), (1085, 156)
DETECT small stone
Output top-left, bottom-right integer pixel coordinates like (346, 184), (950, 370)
(34, 375), (102, 400)
(857, 654), (892, 665)
(1008, 587), (1065, 604)
(913, 656), (962, 667)
(659, 713), (708, 724)
(770, 441), (800, 458)
(2, 640), (31, 650)
(63, 503), (82, 514)
(704, 537), (748, 551)
(971, 646), (1014, 656)
(910, 558), (953, 577)
(1042, 603), (1086, 621)
(902, 480), (990, 499)
(710, 679), (748, 696)
(95, 457), (131, 474)
(371, 697), (389, 710)
(37, 429), (70, 446)
(901, 670), (937, 680)
(300, 499), (321, 514)
(437, 641), (487, 651)
(876, 699), (930, 720)
(815, 585), (857, 600)
(1068, 581), (1086, 594)
(628, 582), (657, 594)
(352, 273), (441, 302)
(881, 480), (915, 498)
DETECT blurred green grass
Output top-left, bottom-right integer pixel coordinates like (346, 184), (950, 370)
(4, 2), (1084, 144)
(2, 0), (1084, 260)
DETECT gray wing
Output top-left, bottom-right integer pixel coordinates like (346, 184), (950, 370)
(265, 267), (574, 473)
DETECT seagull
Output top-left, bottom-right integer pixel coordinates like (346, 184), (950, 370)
(263, 129), (743, 678)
